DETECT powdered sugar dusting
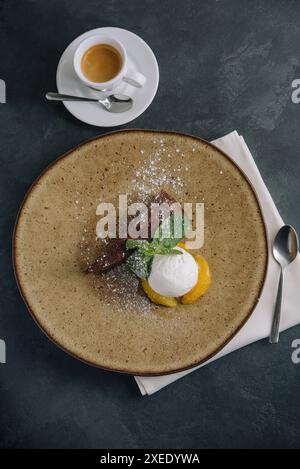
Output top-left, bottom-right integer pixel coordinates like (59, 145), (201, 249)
(92, 264), (156, 316)
(130, 139), (190, 198)
(80, 137), (192, 316)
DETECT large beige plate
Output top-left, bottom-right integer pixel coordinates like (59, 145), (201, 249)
(13, 130), (268, 376)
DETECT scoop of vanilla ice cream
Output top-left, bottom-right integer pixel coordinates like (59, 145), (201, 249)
(148, 247), (198, 297)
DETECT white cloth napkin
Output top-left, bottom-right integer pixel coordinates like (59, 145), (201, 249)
(135, 130), (300, 395)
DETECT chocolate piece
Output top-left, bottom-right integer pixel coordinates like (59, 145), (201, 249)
(153, 189), (177, 206)
(87, 239), (128, 274)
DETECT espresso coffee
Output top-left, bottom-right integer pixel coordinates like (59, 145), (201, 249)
(81, 44), (122, 83)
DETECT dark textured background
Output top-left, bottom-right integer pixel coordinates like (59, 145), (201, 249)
(0, 0), (300, 449)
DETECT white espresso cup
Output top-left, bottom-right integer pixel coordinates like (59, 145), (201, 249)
(73, 35), (146, 91)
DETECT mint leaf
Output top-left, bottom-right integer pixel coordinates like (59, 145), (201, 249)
(169, 248), (183, 255)
(126, 214), (189, 279)
(149, 246), (183, 255)
(126, 250), (152, 279)
(153, 213), (189, 248)
(126, 239), (150, 250)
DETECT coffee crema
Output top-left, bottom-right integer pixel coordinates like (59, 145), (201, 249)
(81, 44), (122, 83)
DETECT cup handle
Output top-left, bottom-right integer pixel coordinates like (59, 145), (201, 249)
(123, 69), (146, 88)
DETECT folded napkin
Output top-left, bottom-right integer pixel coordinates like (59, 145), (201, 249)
(135, 130), (300, 395)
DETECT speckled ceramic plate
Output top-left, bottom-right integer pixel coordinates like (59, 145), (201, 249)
(13, 130), (268, 376)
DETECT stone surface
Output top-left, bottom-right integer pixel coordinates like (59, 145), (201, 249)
(0, 0), (300, 449)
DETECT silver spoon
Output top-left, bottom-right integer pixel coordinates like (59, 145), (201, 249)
(46, 92), (133, 113)
(270, 224), (299, 343)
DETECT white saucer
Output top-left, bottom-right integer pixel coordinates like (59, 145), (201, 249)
(56, 27), (159, 127)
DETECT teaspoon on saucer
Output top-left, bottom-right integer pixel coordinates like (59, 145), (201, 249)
(46, 92), (133, 113)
